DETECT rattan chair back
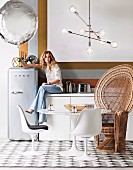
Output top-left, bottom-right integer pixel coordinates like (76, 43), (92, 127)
(95, 64), (133, 113)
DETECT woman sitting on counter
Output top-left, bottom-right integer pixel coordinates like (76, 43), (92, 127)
(21, 50), (63, 124)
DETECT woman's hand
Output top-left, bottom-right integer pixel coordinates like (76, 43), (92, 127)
(42, 80), (59, 86)
(21, 62), (28, 67)
(21, 62), (41, 69)
(42, 82), (51, 86)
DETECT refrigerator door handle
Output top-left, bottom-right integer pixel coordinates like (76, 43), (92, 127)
(11, 91), (23, 94)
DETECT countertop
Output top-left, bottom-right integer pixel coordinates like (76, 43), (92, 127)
(47, 93), (94, 97)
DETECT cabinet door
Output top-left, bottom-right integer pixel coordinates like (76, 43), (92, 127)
(70, 96), (95, 106)
(39, 96), (71, 140)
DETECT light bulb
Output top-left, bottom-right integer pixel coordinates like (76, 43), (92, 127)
(61, 28), (68, 34)
(79, 28), (85, 35)
(98, 29), (105, 37)
(69, 5), (77, 13)
(86, 46), (93, 54)
(111, 41), (119, 48)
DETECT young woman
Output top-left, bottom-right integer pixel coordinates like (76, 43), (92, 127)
(22, 51), (63, 124)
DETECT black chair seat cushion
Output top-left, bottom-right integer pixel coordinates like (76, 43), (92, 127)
(28, 124), (48, 130)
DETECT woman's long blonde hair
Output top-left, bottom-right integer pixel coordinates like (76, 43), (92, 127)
(40, 51), (57, 70)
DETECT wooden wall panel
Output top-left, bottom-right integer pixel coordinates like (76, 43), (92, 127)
(19, 43), (28, 58)
(59, 62), (133, 69)
(38, 0), (47, 58)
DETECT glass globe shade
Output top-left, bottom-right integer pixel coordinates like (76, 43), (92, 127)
(69, 5), (77, 13)
(98, 29), (105, 37)
(79, 28), (85, 35)
(0, 0), (38, 46)
(61, 28), (68, 34)
(111, 41), (119, 48)
(86, 46), (93, 54)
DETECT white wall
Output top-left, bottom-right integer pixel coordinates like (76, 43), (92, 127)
(0, 0), (18, 138)
(0, 0), (37, 139)
(48, 0), (133, 62)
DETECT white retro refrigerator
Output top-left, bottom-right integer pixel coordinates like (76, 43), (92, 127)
(8, 68), (38, 140)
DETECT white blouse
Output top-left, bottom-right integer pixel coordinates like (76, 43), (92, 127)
(45, 64), (63, 91)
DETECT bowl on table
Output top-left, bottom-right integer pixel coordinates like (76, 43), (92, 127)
(64, 104), (86, 112)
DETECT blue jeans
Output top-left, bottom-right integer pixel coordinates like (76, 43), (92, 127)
(30, 84), (62, 124)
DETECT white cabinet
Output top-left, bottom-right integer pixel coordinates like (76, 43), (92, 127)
(39, 94), (95, 141)
(70, 96), (95, 106)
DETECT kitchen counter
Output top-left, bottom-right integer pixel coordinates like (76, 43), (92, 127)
(47, 93), (94, 97)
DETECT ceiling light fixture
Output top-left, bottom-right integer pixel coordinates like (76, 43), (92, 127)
(61, 0), (119, 54)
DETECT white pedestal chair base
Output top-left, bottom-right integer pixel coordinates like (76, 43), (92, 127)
(22, 134), (45, 156)
(59, 145), (83, 156)
(74, 138), (98, 161)
(59, 135), (83, 156)
(75, 153), (98, 161)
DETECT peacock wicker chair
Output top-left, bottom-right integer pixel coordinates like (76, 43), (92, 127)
(94, 64), (133, 152)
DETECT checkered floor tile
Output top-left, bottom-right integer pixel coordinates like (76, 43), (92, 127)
(0, 140), (133, 168)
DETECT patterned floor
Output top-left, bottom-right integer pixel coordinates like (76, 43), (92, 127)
(0, 140), (133, 168)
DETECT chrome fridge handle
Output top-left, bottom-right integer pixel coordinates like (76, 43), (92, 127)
(11, 91), (23, 94)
